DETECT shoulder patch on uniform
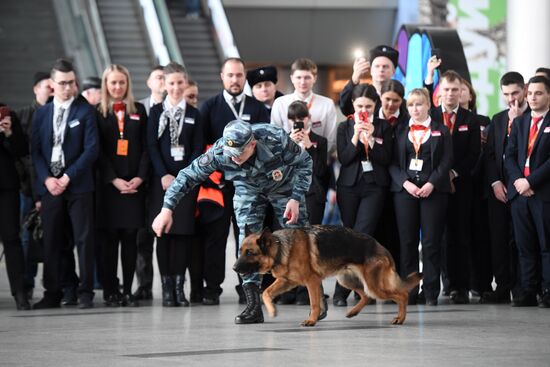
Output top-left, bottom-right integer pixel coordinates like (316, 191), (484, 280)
(198, 151), (214, 166)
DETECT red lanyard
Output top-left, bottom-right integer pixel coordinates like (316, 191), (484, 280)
(113, 102), (126, 139)
(410, 125), (429, 158)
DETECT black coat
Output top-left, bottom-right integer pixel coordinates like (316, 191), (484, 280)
(337, 117), (393, 188)
(389, 120), (453, 193)
(305, 131), (330, 202)
(147, 102), (205, 235)
(0, 107), (28, 190)
(95, 102), (149, 228)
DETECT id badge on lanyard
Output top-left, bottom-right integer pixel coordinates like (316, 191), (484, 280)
(228, 95), (246, 119)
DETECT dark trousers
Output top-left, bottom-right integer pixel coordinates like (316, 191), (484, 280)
(156, 234), (191, 276)
(40, 191), (95, 298)
(335, 180), (385, 299)
(510, 195), (550, 291)
(469, 196), (492, 293)
(135, 228), (154, 291)
(374, 191), (401, 273)
(444, 178), (473, 292)
(0, 190), (25, 295)
(487, 192), (516, 292)
(101, 228), (138, 296)
(199, 189), (234, 297)
(394, 190), (448, 300)
(306, 195), (326, 225)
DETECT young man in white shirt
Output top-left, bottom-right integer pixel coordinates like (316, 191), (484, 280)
(271, 58), (337, 153)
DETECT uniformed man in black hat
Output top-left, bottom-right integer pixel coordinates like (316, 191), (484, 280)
(246, 65), (283, 110)
(339, 45), (399, 116)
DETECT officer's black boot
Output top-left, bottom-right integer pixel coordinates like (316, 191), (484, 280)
(235, 283), (264, 324)
(161, 276), (177, 307)
(175, 275), (189, 307)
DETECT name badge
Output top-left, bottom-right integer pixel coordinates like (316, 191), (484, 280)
(69, 120), (80, 128)
(311, 121), (322, 128)
(184, 117), (195, 125)
(431, 130), (441, 137)
(361, 160), (373, 172)
(409, 158), (423, 171)
(171, 145), (184, 161)
(241, 114), (251, 121)
(117, 139), (128, 156)
(458, 125), (469, 132)
(130, 114), (140, 120)
(375, 137), (384, 145)
(51, 146), (62, 161)
(544, 126), (550, 133)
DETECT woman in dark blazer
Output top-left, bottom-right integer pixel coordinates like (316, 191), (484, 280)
(389, 88), (453, 305)
(147, 62), (204, 307)
(333, 84), (393, 306)
(96, 64), (149, 307)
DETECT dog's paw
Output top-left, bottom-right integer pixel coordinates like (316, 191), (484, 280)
(300, 319), (317, 327)
(267, 306), (277, 318)
(346, 311), (359, 318)
(391, 317), (404, 325)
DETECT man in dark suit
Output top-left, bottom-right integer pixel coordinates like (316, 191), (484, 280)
(505, 75), (550, 308)
(31, 59), (99, 309)
(134, 65), (165, 301)
(426, 69), (481, 304)
(198, 58), (270, 305)
(0, 103), (31, 310)
(483, 72), (529, 303)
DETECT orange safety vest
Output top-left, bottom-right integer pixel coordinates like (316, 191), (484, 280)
(196, 145), (224, 218)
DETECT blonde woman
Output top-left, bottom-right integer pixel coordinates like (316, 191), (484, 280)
(389, 88), (453, 306)
(96, 64), (149, 307)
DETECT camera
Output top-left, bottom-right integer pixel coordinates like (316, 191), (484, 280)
(293, 120), (304, 130)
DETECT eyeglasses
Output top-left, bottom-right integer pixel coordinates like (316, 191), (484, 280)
(54, 80), (76, 88)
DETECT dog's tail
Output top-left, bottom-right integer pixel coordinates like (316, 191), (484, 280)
(402, 272), (423, 291)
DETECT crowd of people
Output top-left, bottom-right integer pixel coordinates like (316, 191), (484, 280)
(0, 46), (549, 324)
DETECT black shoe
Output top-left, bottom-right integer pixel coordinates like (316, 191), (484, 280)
(132, 287), (153, 301)
(480, 290), (511, 304)
(104, 293), (121, 307)
(235, 283), (264, 324)
(539, 289), (550, 308)
(235, 285), (246, 305)
(14, 290), (31, 310)
(416, 292), (426, 305)
(450, 290), (470, 304)
(120, 293), (139, 307)
(33, 296), (61, 310)
(24, 286), (34, 301)
(318, 296), (329, 321)
(161, 276), (178, 307)
(61, 288), (78, 306)
(512, 291), (538, 307)
(333, 298), (347, 307)
(78, 294), (94, 309)
(175, 275), (189, 307)
(202, 296), (220, 305)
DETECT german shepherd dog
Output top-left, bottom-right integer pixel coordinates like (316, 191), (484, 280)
(234, 225), (422, 327)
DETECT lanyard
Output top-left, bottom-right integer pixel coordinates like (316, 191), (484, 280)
(113, 102), (126, 139)
(306, 95), (315, 110)
(227, 95), (246, 119)
(410, 126), (429, 158)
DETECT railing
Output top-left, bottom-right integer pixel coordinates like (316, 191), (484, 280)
(143, 0), (182, 64)
(204, 0), (240, 59)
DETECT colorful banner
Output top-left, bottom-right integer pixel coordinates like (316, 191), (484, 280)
(447, 0), (507, 116)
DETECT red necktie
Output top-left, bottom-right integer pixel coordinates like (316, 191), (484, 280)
(523, 115), (543, 177)
(410, 124), (428, 132)
(443, 112), (455, 133)
(387, 116), (398, 126)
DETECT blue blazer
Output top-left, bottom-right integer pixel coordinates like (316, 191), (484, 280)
(31, 98), (99, 196)
(504, 112), (550, 201)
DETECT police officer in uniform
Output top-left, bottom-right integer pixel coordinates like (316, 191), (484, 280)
(152, 120), (313, 324)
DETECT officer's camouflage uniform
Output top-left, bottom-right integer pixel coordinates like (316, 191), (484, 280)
(163, 122), (313, 285)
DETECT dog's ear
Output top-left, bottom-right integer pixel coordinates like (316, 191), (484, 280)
(244, 224), (252, 237)
(257, 227), (272, 254)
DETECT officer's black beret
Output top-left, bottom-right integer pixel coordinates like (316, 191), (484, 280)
(33, 72), (50, 86)
(247, 66), (278, 88)
(369, 45), (399, 69)
(81, 77), (102, 91)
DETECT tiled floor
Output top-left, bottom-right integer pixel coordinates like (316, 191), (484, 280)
(1, 241), (549, 366)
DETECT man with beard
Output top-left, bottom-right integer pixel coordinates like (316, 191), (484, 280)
(198, 58), (270, 305)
